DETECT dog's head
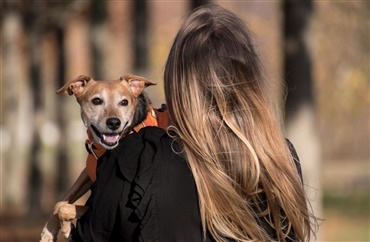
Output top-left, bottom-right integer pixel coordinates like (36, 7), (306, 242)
(57, 74), (156, 149)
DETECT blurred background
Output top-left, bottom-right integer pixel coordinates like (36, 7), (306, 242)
(0, 0), (368, 241)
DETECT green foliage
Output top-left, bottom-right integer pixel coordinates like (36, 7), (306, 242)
(323, 190), (369, 216)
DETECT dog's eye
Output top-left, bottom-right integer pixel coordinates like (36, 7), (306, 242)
(91, 98), (103, 105)
(120, 100), (128, 106)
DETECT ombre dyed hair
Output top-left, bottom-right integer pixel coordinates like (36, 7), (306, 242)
(164, 4), (316, 242)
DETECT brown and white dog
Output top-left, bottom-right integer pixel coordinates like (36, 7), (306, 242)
(40, 74), (159, 242)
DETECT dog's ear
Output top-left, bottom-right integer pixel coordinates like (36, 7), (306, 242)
(56, 75), (92, 96)
(120, 74), (157, 97)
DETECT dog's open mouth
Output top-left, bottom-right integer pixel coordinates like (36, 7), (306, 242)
(90, 124), (127, 147)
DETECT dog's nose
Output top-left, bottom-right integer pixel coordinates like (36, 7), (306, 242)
(106, 117), (121, 130)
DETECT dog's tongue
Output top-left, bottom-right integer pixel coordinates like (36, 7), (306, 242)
(103, 134), (120, 144)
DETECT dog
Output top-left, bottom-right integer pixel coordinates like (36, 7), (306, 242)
(40, 74), (159, 242)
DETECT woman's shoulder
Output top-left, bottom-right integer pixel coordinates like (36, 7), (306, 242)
(285, 138), (303, 183)
(136, 127), (182, 155)
(139, 126), (169, 143)
(114, 127), (176, 180)
(285, 138), (299, 161)
(116, 126), (169, 150)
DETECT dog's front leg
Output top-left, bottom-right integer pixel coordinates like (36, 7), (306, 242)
(40, 168), (92, 242)
(58, 204), (89, 240)
(60, 168), (92, 203)
(40, 201), (68, 242)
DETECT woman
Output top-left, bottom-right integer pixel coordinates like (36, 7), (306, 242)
(74, 4), (316, 241)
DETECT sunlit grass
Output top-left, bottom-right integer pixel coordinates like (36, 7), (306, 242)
(322, 190), (369, 241)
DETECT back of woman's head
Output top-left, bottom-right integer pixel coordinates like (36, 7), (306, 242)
(164, 4), (315, 242)
(165, 5), (266, 127)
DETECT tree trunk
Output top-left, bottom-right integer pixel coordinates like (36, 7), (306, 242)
(55, 27), (70, 199)
(1, 9), (32, 215)
(28, 32), (43, 215)
(283, 0), (322, 238)
(133, 0), (148, 73)
(191, 0), (211, 9)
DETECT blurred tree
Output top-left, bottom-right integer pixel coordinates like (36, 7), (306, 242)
(55, 27), (70, 200)
(20, 0), (45, 216)
(133, 0), (148, 72)
(20, 1), (72, 215)
(1, 0), (79, 215)
(283, 0), (322, 237)
(26, 11), (43, 216)
(90, 0), (107, 78)
(283, 0), (313, 115)
(60, 0), (93, 197)
(192, 0), (211, 9)
(1, 2), (32, 214)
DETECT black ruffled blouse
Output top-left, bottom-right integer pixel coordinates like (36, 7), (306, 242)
(74, 127), (207, 241)
(74, 127), (301, 242)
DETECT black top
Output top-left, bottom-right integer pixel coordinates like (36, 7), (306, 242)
(74, 127), (301, 242)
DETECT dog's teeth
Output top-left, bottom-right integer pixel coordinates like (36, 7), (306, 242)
(102, 134), (120, 144)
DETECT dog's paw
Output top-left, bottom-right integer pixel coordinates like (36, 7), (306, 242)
(40, 225), (57, 242)
(40, 213), (60, 242)
(58, 203), (75, 239)
(61, 221), (75, 241)
(58, 204), (89, 240)
(40, 201), (69, 242)
(60, 219), (75, 240)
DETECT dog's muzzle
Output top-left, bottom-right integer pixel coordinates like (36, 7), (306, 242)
(90, 121), (129, 148)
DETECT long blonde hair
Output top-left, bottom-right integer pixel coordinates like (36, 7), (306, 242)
(164, 5), (315, 241)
